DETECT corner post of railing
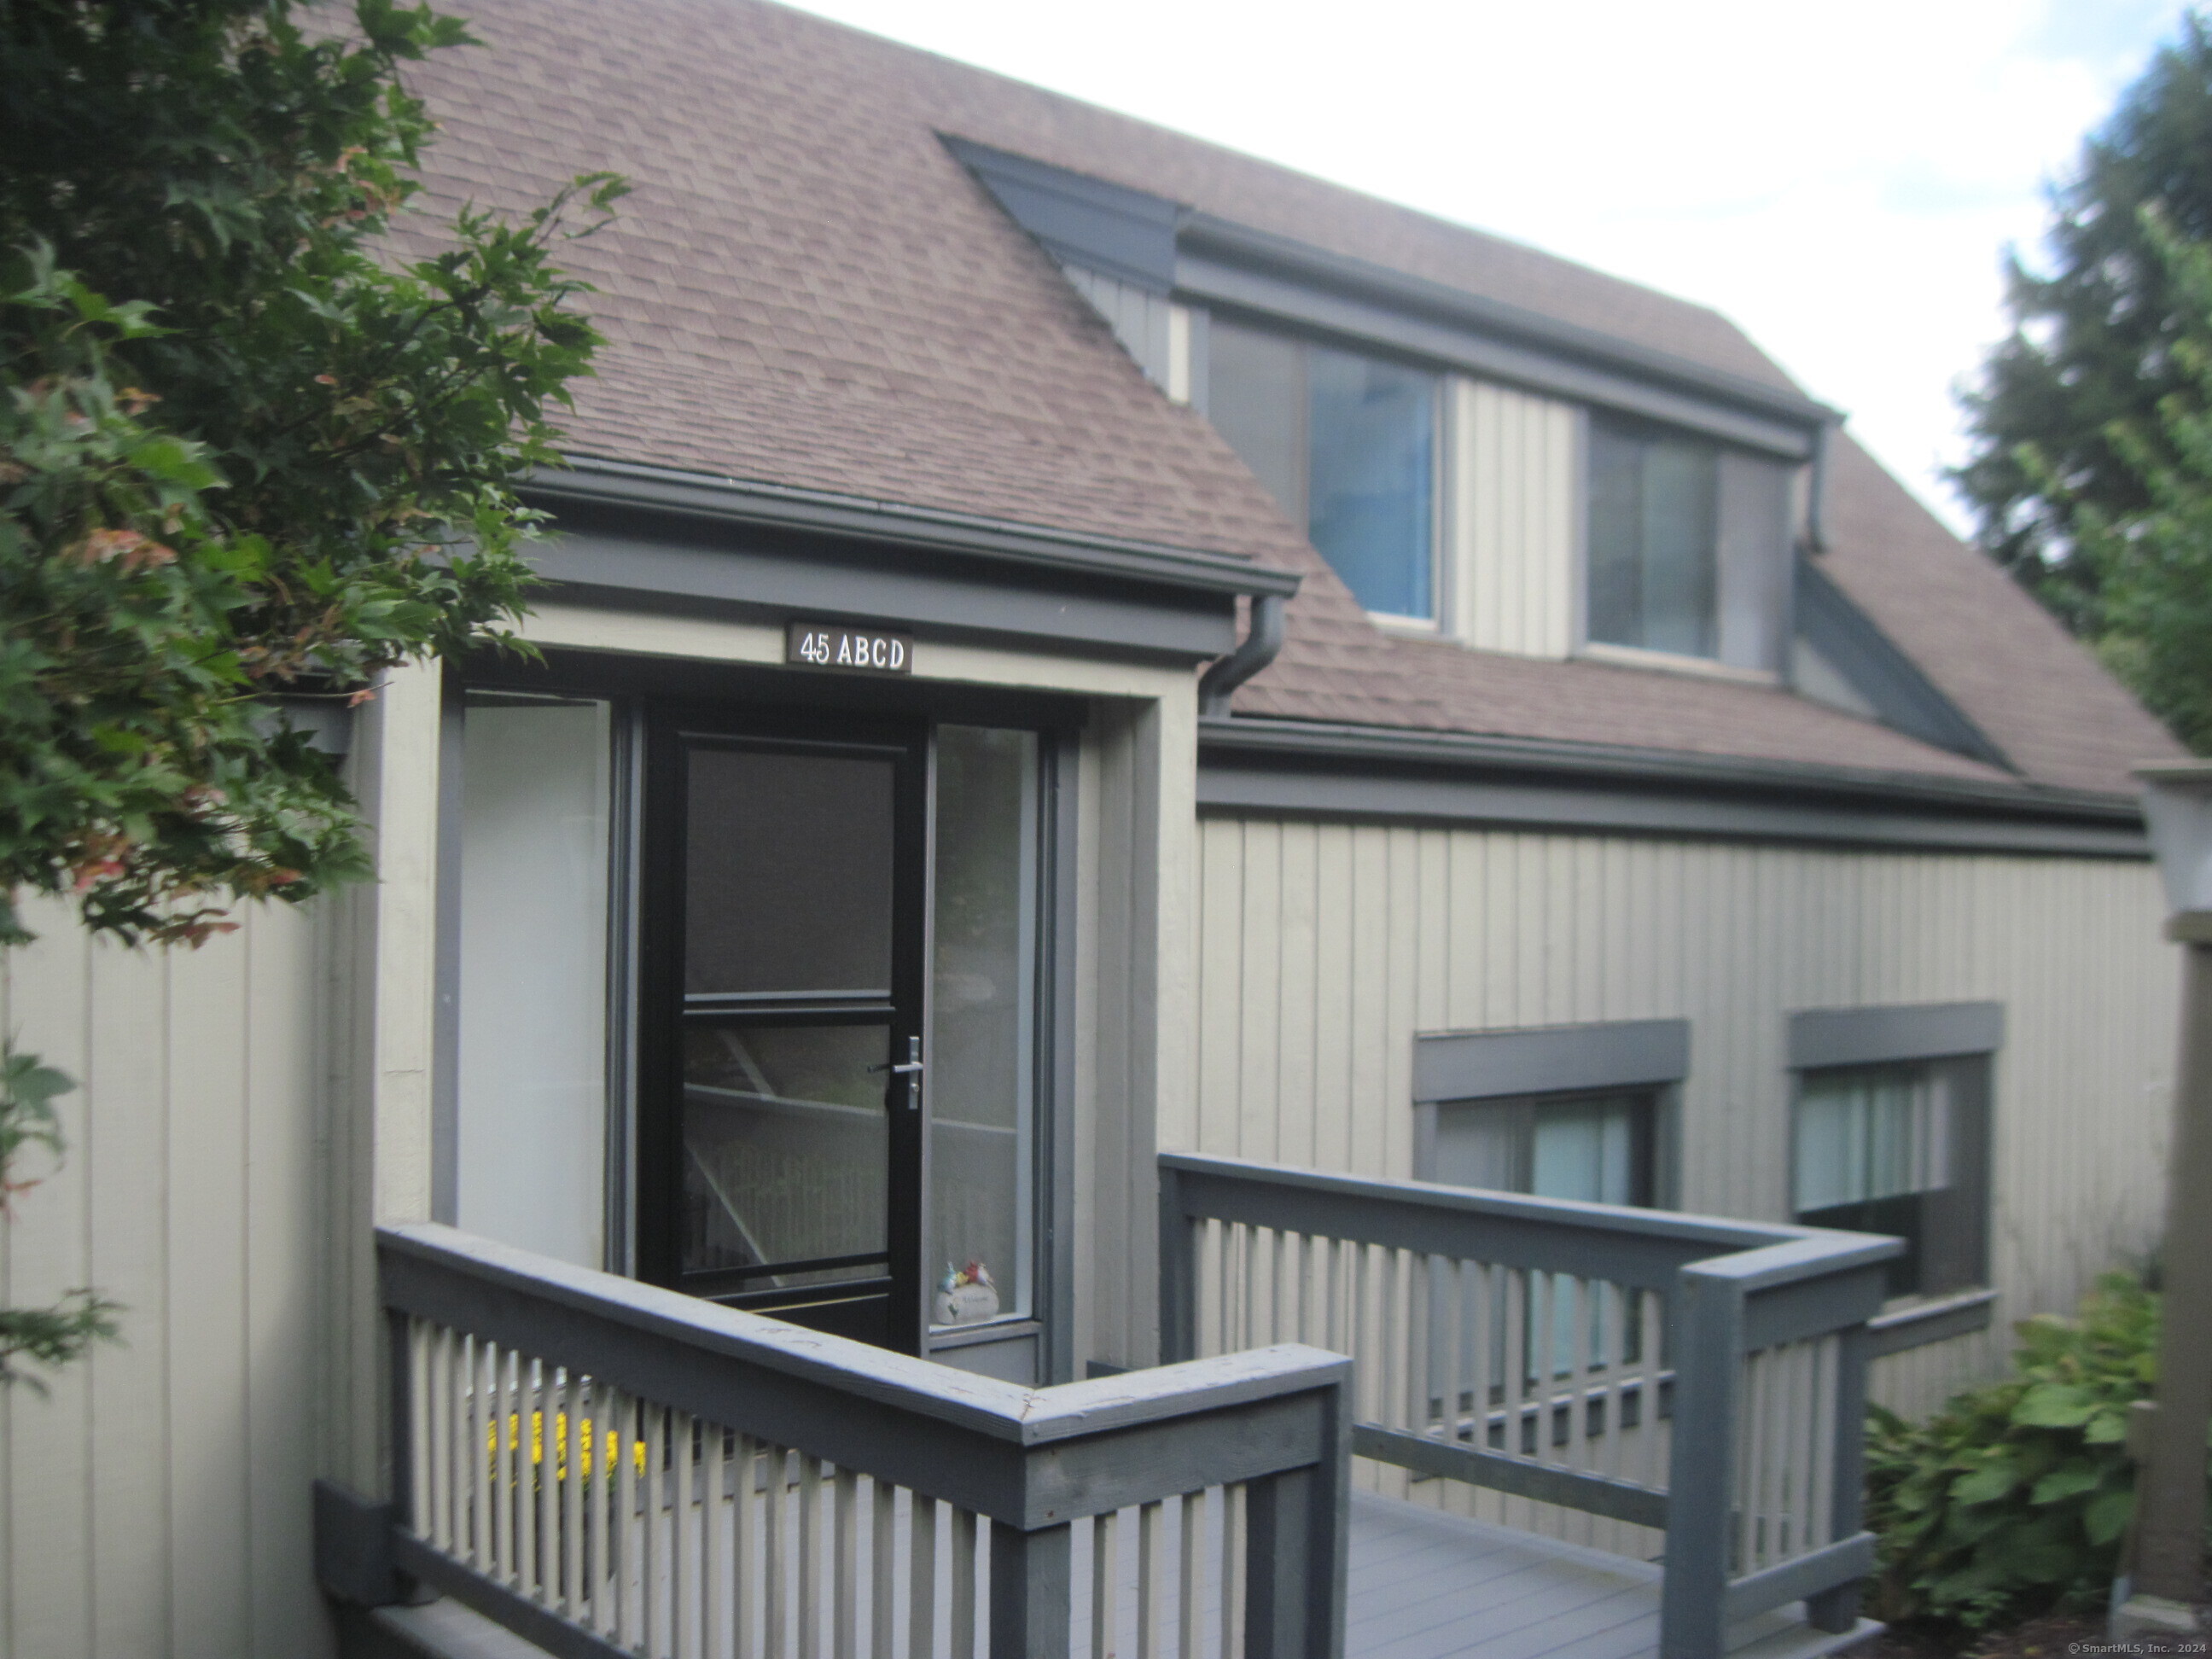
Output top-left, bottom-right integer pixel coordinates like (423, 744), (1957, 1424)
(1806, 1318), (1872, 1633)
(1659, 1260), (1744, 1659)
(989, 1521), (1073, 1659)
(1244, 1366), (1352, 1659)
(1157, 1157), (1196, 1365)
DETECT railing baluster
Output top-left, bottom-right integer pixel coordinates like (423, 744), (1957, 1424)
(800, 1455), (824, 1659)
(1178, 1488), (1205, 1659)
(1218, 1483), (1244, 1659)
(911, 1494), (939, 1659)
(614, 1388), (637, 1645)
(835, 1463), (859, 1659)
(1137, 1499), (1163, 1659)
(706, 1419), (730, 1656)
(677, 1408), (699, 1659)
(950, 1506), (978, 1659)
(1090, 1507), (1116, 1659)
(872, 1476), (896, 1659)
(765, 1444), (789, 1659)
(734, 1436), (760, 1658)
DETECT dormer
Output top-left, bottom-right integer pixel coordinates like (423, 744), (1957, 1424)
(946, 137), (2006, 765)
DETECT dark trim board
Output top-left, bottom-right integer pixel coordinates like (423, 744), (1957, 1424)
(1197, 719), (2150, 858)
(527, 458), (1299, 599)
(1181, 249), (1821, 460)
(1413, 1019), (1690, 1104)
(943, 137), (1179, 294)
(1788, 1002), (2005, 1069)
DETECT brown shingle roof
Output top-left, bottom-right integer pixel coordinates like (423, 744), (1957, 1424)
(405, 0), (2180, 796)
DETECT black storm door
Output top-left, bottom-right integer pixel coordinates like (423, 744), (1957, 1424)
(639, 706), (928, 1352)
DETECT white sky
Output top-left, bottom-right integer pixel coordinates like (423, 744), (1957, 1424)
(782, 0), (2183, 537)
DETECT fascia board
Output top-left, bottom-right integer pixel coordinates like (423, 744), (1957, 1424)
(1196, 718), (2147, 856)
(1178, 214), (1837, 447)
(526, 457), (1300, 601)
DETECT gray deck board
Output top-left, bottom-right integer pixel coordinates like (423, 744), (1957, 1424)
(1344, 1489), (1878, 1659)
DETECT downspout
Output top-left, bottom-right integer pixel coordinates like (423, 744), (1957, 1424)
(1803, 418), (1832, 555)
(1198, 592), (1287, 718)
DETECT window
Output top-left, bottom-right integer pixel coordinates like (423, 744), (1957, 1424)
(1793, 1058), (1989, 1298)
(1786, 1002), (2000, 1305)
(1208, 319), (1438, 621)
(1585, 410), (1790, 671)
(1429, 1091), (1655, 1207)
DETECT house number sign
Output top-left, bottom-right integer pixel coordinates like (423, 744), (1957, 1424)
(785, 620), (913, 675)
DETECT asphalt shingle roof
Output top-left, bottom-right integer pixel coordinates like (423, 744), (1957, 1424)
(403, 0), (2181, 796)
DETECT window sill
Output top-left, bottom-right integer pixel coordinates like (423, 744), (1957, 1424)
(1867, 1287), (1998, 1359)
(1576, 640), (1778, 686)
(1369, 611), (1442, 636)
(928, 1316), (1040, 1352)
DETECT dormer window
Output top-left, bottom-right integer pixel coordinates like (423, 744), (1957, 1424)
(1208, 319), (1439, 623)
(1587, 415), (1720, 659)
(1582, 410), (1790, 673)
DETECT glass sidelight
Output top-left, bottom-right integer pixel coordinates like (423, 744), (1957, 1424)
(927, 726), (1040, 1332)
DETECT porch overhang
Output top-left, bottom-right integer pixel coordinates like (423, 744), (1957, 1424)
(519, 457), (1300, 666)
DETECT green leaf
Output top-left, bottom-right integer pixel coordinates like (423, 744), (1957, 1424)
(1951, 1457), (2023, 1507)
(2084, 1487), (2135, 1545)
(2013, 1382), (2099, 1428)
(2029, 1464), (2102, 1505)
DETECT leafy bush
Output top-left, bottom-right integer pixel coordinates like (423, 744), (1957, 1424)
(1863, 1272), (2173, 1632)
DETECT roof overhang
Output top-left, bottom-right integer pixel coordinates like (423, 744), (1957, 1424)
(1198, 717), (2148, 858)
(518, 457), (1296, 664)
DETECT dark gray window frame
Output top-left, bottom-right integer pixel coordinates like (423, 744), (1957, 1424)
(1205, 313), (1446, 625)
(1786, 1001), (2002, 1350)
(1412, 1018), (1689, 1208)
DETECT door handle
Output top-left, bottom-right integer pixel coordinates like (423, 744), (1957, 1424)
(870, 1037), (924, 1098)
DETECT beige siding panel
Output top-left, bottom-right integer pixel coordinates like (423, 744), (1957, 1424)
(1181, 821), (2179, 1416)
(1452, 378), (1578, 658)
(3, 911), (95, 1658)
(1, 899), (338, 1659)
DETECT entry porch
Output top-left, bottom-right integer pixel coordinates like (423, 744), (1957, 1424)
(318, 1155), (1895, 1659)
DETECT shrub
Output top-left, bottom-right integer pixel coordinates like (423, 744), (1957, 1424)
(1863, 1272), (2174, 1632)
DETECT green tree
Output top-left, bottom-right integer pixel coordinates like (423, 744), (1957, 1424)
(0, 0), (617, 1383)
(1953, 12), (2212, 634)
(2061, 213), (2212, 754)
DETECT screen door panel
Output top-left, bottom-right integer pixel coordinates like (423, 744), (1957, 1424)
(644, 714), (926, 1350)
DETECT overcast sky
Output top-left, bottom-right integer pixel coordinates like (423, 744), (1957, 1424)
(783, 0), (2184, 538)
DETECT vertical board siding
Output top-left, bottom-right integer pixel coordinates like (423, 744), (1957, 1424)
(1188, 818), (2177, 1429)
(0, 899), (337, 1659)
(1061, 265), (1176, 393)
(1452, 379), (1580, 659)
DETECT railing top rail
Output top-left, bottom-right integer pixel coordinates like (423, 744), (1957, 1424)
(1684, 1229), (1901, 1293)
(380, 1221), (1348, 1448)
(1158, 1151), (1900, 1300)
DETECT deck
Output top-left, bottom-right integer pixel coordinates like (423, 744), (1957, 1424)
(1342, 1491), (1879, 1659)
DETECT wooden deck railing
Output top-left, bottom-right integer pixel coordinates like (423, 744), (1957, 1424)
(317, 1223), (1352, 1659)
(1156, 1153), (1900, 1659)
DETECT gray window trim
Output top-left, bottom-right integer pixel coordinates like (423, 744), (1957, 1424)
(1787, 1005), (2001, 1344)
(1414, 1018), (1690, 1104)
(1786, 1002), (2004, 1070)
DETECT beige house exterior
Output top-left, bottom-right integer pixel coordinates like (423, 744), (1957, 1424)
(0, 3), (2188, 1656)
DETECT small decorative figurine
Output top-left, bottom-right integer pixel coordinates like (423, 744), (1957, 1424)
(934, 1258), (1001, 1324)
